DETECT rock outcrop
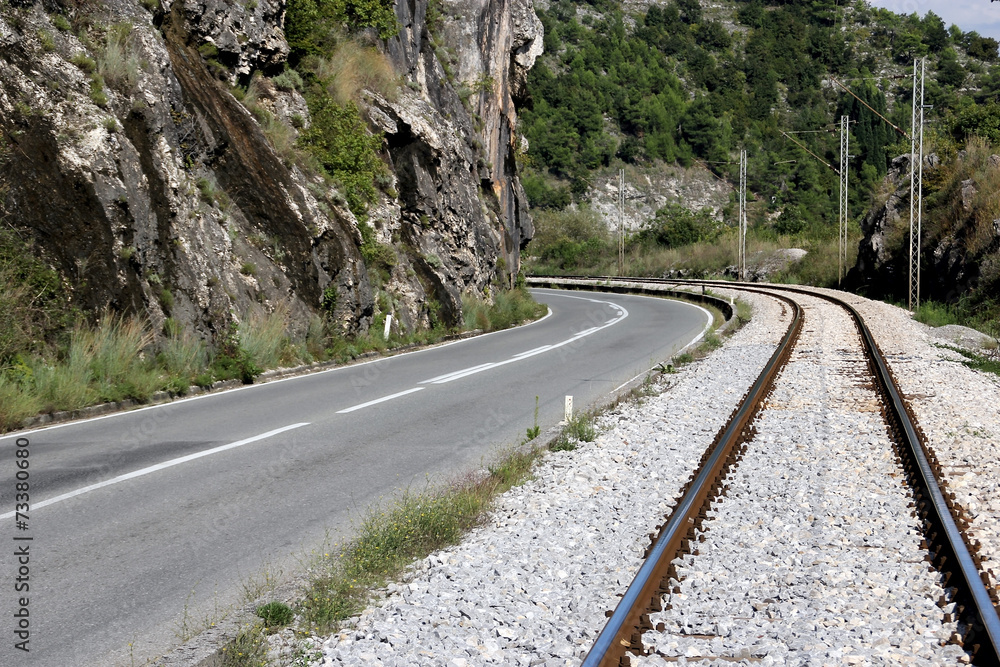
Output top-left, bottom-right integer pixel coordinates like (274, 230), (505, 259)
(585, 163), (733, 233)
(0, 0), (539, 341)
(850, 151), (1000, 303)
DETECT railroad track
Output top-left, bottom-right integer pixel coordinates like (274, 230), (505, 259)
(529, 277), (1000, 666)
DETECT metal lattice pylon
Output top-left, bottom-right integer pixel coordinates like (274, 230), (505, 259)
(618, 169), (625, 277)
(839, 115), (849, 286)
(738, 150), (747, 281)
(908, 59), (925, 311)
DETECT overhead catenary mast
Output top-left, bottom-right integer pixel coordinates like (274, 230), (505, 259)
(908, 58), (926, 312)
(618, 168), (625, 277)
(738, 149), (747, 281)
(839, 115), (849, 286)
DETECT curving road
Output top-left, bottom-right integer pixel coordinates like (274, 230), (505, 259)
(0, 289), (710, 667)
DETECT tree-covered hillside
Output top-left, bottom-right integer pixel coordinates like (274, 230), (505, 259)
(520, 0), (1000, 241)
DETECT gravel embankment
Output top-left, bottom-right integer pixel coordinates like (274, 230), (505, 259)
(282, 285), (997, 666)
(829, 290), (1000, 604)
(634, 291), (967, 665)
(292, 290), (787, 666)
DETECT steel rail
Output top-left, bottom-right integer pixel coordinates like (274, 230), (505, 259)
(579, 289), (803, 667)
(531, 276), (1000, 666)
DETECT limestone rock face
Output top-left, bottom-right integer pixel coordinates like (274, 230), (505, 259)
(0, 0), (538, 340)
(586, 164), (733, 234)
(168, 0), (290, 82)
(384, 0), (540, 278)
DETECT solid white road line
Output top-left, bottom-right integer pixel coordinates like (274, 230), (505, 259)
(610, 301), (715, 394)
(0, 423), (310, 520)
(336, 387), (424, 414)
(420, 296), (629, 385)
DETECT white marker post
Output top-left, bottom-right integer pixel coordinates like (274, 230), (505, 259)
(564, 396), (574, 423)
(383, 314), (392, 340)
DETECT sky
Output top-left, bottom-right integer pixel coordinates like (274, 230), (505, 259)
(864, 0), (1000, 42)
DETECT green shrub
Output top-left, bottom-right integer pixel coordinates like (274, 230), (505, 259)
(528, 207), (611, 272)
(272, 69), (304, 92)
(38, 30), (56, 52)
(0, 229), (74, 363)
(71, 53), (97, 72)
(89, 74), (108, 107)
(298, 92), (386, 216)
(198, 42), (220, 59)
(286, 0), (399, 60)
(255, 601), (294, 627)
(52, 14), (72, 31)
(636, 203), (722, 248)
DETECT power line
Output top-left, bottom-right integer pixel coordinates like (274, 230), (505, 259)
(780, 131), (839, 174)
(830, 76), (910, 139)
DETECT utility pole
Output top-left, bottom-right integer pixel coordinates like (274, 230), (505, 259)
(618, 168), (625, 277)
(908, 58), (926, 312)
(738, 149), (747, 281)
(839, 115), (849, 286)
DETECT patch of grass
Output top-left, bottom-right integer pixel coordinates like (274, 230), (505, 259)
(97, 23), (142, 91)
(89, 74), (108, 107)
(310, 39), (399, 105)
(239, 262), (257, 276)
(942, 345), (1000, 377)
(38, 30), (56, 52)
(71, 52), (97, 73)
(196, 177), (228, 207)
(735, 297), (753, 327)
(913, 300), (961, 328)
(300, 444), (540, 634)
(0, 376), (42, 432)
(272, 68), (304, 92)
(525, 395), (540, 440)
(255, 601), (293, 629)
(51, 14), (72, 31)
(218, 623), (268, 667)
(551, 413), (597, 451)
(239, 304), (290, 369)
(461, 286), (547, 332)
(159, 330), (208, 393)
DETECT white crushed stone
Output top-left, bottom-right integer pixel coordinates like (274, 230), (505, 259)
(633, 291), (967, 666)
(811, 287), (1000, 604)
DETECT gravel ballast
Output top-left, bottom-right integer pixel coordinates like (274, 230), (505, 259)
(634, 291), (967, 666)
(288, 285), (997, 666)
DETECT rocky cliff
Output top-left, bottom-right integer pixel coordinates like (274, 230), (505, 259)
(0, 0), (540, 343)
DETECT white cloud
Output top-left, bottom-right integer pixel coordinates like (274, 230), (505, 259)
(865, 0), (1000, 40)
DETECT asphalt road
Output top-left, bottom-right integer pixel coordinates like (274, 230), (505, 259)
(0, 288), (711, 667)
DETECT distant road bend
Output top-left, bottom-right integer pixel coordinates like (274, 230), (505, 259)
(0, 288), (711, 667)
